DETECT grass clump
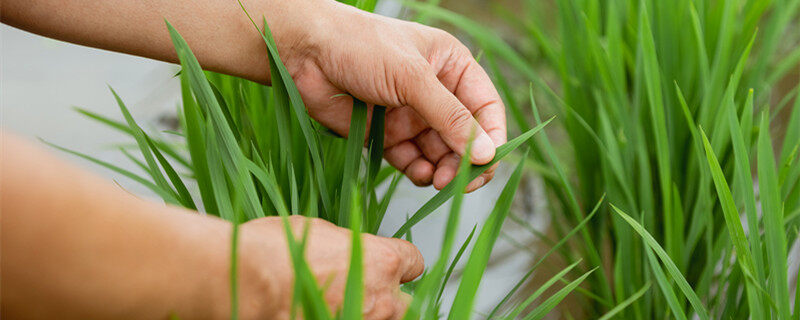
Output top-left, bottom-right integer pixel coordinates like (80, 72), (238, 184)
(408, 0), (800, 318)
(48, 1), (600, 319)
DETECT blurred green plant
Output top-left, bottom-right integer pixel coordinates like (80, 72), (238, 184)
(407, 0), (800, 318)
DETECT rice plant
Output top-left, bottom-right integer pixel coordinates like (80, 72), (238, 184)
(42, 1), (621, 318)
(407, 0), (800, 318)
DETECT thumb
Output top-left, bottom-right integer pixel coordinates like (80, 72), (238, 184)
(403, 66), (496, 165)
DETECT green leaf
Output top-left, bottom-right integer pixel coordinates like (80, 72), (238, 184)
(180, 73), (218, 214)
(75, 107), (191, 168)
(407, 130), (475, 320)
(338, 99), (368, 226)
(42, 140), (177, 203)
(145, 135), (196, 210)
(392, 119), (551, 237)
(237, 7), (333, 214)
(610, 204), (710, 320)
(487, 194), (605, 319)
(448, 150), (528, 319)
(597, 282), (652, 320)
(757, 111), (791, 318)
(341, 186), (364, 319)
(700, 127), (765, 317)
(167, 21), (262, 219)
(522, 267), (596, 320)
(504, 260), (582, 319)
(109, 87), (180, 205)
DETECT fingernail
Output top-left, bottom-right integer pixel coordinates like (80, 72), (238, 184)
(470, 133), (496, 164)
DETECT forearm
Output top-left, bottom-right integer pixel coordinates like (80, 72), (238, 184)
(1, 0), (324, 84)
(0, 133), (272, 318)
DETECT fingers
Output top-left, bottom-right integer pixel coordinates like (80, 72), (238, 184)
(432, 153), (495, 192)
(384, 141), (434, 186)
(364, 290), (411, 320)
(451, 59), (508, 147)
(414, 129), (450, 165)
(404, 67), (496, 165)
(383, 237), (424, 283)
(384, 106), (429, 148)
(390, 291), (412, 320)
(432, 153), (459, 190)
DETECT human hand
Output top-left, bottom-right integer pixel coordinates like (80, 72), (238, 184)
(276, 0), (506, 192)
(5, 0), (505, 193)
(240, 216), (424, 319)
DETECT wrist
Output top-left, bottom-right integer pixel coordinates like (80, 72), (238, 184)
(139, 204), (275, 320)
(234, 226), (281, 319)
(245, 0), (335, 83)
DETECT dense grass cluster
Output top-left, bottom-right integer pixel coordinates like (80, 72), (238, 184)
(53, 0), (800, 318)
(50, 1), (598, 319)
(409, 0), (800, 318)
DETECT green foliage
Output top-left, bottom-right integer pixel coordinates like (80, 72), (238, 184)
(52, 0), (800, 318)
(408, 0), (800, 318)
(51, 4), (579, 319)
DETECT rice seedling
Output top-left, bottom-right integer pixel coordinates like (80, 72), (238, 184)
(406, 0), (800, 318)
(45, 1), (614, 318)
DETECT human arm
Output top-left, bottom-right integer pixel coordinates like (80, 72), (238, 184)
(0, 132), (423, 319)
(2, 0), (506, 192)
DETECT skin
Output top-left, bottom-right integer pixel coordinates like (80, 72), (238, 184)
(2, 0), (506, 318)
(1, 133), (423, 319)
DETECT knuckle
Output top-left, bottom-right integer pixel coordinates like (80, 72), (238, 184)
(402, 58), (432, 79)
(289, 215), (305, 221)
(394, 58), (433, 106)
(442, 106), (473, 132)
(381, 248), (403, 275)
(309, 217), (338, 230)
(431, 28), (458, 44)
(365, 295), (396, 320)
(287, 215), (307, 224)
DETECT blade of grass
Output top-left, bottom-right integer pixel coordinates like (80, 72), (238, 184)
(341, 186), (364, 319)
(449, 150), (528, 319)
(529, 86), (611, 301)
(75, 107), (191, 168)
(237, 5), (333, 214)
(638, 2), (675, 264)
(406, 136), (474, 320)
(393, 119), (552, 237)
(370, 173), (401, 234)
(167, 22), (262, 219)
(435, 225), (477, 306)
(522, 267), (597, 320)
(699, 127), (764, 317)
(757, 111), (791, 319)
(180, 73), (218, 214)
(487, 194), (605, 319)
(145, 135), (196, 209)
(338, 99), (368, 226)
(365, 105), (386, 219)
(610, 204), (710, 320)
(42, 140), (177, 203)
(597, 282), (652, 320)
(643, 240), (686, 320)
(503, 260), (582, 319)
(110, 87), (180, 204)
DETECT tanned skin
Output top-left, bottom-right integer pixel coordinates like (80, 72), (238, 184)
(1, 0), (506, 318)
